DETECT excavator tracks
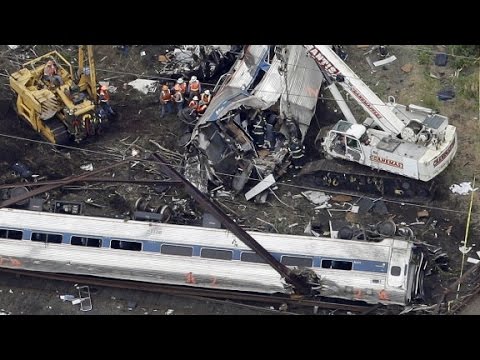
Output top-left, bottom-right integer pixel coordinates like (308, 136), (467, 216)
(298, 158), (435, 203)
(43, 118), (70, 145)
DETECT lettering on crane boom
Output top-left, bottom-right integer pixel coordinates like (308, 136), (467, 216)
(370, 155), (404, 169)
(308, 46), (382, 120)
(349, 86), (382, 119)
(307, 46), (340, 78)
(433, 137), (455, 167)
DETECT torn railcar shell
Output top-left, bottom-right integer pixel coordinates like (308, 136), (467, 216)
(185, 45), (323, 193)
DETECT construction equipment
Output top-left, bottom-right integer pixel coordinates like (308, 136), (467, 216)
(9, 45), (109, 144)
(299, 45), (458, 200)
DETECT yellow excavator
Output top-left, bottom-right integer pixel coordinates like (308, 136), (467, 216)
(9, 45), (109, 144)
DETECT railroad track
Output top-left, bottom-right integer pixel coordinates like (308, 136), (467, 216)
(0, 268), (375, 314)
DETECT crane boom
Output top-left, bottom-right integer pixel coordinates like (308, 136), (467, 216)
(304, 45), (406, 135)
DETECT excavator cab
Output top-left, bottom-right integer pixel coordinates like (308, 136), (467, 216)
(9, 45), (108, 145)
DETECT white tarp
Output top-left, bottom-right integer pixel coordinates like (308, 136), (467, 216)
(127, 79), (158, 95)
(449, 182), (478, 195)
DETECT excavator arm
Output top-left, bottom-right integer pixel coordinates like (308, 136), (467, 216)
(78, 45), (98, 103)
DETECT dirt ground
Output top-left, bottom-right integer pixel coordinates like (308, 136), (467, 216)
(0, 45), (478, 314)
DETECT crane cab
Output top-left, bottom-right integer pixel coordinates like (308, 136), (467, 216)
(323, 121), (367, 163)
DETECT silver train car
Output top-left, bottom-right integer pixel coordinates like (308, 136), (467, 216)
(0, 208), (425, 305)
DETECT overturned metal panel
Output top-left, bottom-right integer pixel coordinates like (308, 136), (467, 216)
(197, 87), (246, 126)
(280, 45), (323, 141)
(253, 52), (285, 106)
(228, 45), (270, 90)
(196, 86), (269, 127)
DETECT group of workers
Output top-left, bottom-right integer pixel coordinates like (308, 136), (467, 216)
(244, 110), (306, 169)
(159, 76), (212, 119)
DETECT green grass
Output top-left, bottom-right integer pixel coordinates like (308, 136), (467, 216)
(454, 69), (479, 99)
(418, 49), (431, 65)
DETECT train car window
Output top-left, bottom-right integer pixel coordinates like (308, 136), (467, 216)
(281, 256), (313, 267)
(161, 244), (193, 257)
(31, 232), (63, 243)
(0, 228), (23, 240)
(241, 252), (267, 264)
(111, 239), (142, 251)
(200, 248), (233, 260)
(71, 236), (102, 248)
(321, 259), (353, 270)
(390, 266), (402, 276)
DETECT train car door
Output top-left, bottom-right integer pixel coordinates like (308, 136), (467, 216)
(387, 247), (407, 289)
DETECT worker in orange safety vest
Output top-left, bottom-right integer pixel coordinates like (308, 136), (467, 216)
(98, 84), (115, 117)
(159, 84), (173, 118)
(187, 76), (201, 101)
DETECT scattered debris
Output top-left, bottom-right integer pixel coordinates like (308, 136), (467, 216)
(376, 219), (396, 236)
(80, 163), (94, 171)
(127, 301), (137, 311)
(331, 195), (353, 202)
(373, 55), (397, 67)
(449, 182), (478, 195)
(401, 63), (413, 73)
(127, 79), (158, 95)
(365, 56), (376, 72)
(350, 205), (359, 214)
(417, 209), (429, 219)
(459, 245), (472, 255)
(356, 197), (375, 214)
(245, 174), (276, 201)
(11, 162), (32, 178)
(59, 294), (76, 302)
(446, 225), (453, 236)
(437, 88), (455, 101)
(434, 53), (448, 66)
(76, 285), (92, 312)
(301, 191), (331, 206)
(372, 200), (388, 215)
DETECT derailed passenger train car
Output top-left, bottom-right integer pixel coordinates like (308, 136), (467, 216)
(0, 208), (425, 305)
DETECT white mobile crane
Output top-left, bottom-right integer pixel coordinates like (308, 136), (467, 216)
(299, 45), (457, 199)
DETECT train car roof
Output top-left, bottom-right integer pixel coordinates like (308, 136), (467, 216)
(0, 208), (411, 262)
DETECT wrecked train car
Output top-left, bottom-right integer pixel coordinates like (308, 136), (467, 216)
(0, 208), (425, 305)
(183, 45), (323, 195)
(156, 45), (241, 83)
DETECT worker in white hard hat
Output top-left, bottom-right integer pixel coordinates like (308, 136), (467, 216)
(173, 77), (187, 95)
(188, 95), (199, 110)
(197, 89), (211, 115)
(187, 75), (201, 101)
(200, 89), (212, 106)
